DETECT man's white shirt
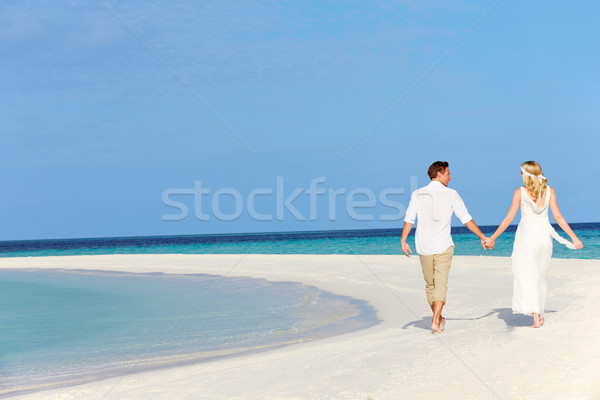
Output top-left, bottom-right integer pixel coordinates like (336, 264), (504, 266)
(404, 181), (473, 256)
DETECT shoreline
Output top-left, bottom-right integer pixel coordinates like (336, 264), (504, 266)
(0, 262), (378, 398)
(2, 254), (600, 399)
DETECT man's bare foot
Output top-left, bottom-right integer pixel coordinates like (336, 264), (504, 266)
(440, 317), (446, 330)
(431, 317), (444, 334)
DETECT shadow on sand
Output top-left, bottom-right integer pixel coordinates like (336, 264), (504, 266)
(402, 308), (556, 331)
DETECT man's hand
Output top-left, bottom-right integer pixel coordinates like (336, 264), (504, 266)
(480, 236), (488, 250)
(401, 241), (412, 257)
(399, 222), (414, 258)
(465, 220), (491, 251)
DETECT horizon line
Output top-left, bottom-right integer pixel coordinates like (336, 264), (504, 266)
(1, 222), (597, 244)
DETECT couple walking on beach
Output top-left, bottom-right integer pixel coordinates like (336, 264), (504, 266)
(400, 161), (583, 333)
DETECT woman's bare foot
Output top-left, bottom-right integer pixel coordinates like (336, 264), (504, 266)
(532, 313), (544, 328)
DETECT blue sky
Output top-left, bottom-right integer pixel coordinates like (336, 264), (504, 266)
(1, 1), (598, 240)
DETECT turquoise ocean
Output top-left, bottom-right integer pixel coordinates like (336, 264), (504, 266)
(2, 223), (599, 259)
(1, 223), (598, 396)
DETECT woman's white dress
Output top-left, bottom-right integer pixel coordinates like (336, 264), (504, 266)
(511, 186), (573, 316)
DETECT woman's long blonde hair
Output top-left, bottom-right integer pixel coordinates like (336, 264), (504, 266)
(521, 161), (547, 202)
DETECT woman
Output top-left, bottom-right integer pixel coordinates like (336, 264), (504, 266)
(484, 161), (583, 328)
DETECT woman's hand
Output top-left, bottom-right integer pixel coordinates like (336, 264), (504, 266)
(573, 237), (583, 249)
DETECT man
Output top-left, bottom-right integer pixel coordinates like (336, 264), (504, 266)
(400, 161), (487, 333)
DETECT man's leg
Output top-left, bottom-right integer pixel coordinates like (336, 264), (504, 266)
(420, 254), (443, 332)
(419, 254), (435, 307)
(431, 301), (444, 332)
(431, 246), (454, 332)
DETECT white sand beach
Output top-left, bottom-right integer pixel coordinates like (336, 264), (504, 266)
(1, 253), (599, 400)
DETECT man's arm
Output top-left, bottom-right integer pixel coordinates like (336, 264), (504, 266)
(400, 221), (413, 257)
(401, 192), (418, 257)
(464, 219), (488, 250)
(453, 191), (488, 250)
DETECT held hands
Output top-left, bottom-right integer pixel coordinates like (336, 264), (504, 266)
(482, 236), (495, 250)
(573, 238), (583, 250)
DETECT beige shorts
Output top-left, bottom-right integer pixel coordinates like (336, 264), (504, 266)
(419, 246), (454, 305)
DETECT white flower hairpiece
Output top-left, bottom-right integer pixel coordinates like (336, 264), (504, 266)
(520, 167), (546, 182)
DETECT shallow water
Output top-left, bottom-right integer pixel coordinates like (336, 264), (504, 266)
(0, 269), (377, 396)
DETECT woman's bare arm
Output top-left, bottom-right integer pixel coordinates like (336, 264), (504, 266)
(549, 187), (583, 249)
(484, 188), (521, 248)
